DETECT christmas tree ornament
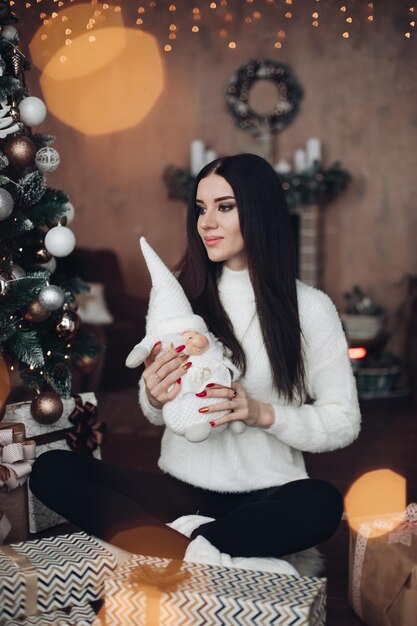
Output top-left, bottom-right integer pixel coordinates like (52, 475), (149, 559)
(0, 55), (5, 77)
(9, 101), (20, 122)
(4, 136), (37, 169)
(35, 246), (52, 263)
(39, 255), (57, 274)
(24, 299), (51, 323)
(30, 390), (63, 424)
(11, 50), (23, 78)
(35, 147), (60, 173)
(44, 225), (76, 257)
(0, 103), (21, 139)
(10, 264), (26, 279)
(0, 152), (9, 170)
(1, 25), (18, 42)
(62, 201), (75, 224)
(38, 284), (65, 311)
(56, 309), (80, 339)
(73, 353), (99, 374)
(0, 271), (12, 297)
(18, 96), (47, 127)
(0, 187), (13, 220)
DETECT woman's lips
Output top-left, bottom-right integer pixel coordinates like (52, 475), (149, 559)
(204, 237), (223, 247)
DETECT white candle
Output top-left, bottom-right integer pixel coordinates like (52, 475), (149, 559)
(293, 149), (307, 173)
(204, 149), (217, 165)
(190, 139), (206, 176)
(274, 158), (292, 174)
(306, 137), (321, 168)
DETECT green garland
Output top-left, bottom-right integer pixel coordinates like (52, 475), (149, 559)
(163, 161), (351, 210)
(225, 59), (303, 135)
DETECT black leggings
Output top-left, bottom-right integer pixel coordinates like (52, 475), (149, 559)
(30, 451), (343, 560)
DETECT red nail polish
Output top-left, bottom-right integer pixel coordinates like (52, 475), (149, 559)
(206, 383), (216, 388)
(183, 361), (192, 370)
(210, 421), (216, 427)
(196, 391), (207, 397)
(176, 378), (181, 385)
(153, 341), (161, 349)
(199, 407), (209, 413)
(175, 344), (186, 353)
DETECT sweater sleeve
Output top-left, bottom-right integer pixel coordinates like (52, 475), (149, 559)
(265, 288), (361, 453)
(138, 377), (165, 426)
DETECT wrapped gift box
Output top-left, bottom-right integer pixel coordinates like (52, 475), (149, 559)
(3, 392), (103, 533)
(0, 531), (117, 623)
(3, 603), (96, 626)
(94, 554), (326, 626)
(349, 503), (417, 626)
(0, 423), (36, 544)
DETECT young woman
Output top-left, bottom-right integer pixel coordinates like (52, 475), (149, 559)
(30, 154), (360, 568)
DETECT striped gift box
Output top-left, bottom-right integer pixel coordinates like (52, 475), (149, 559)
(94, 554), (326, 626)
(2, 603), (96, 626)
(0, 532), (117, 623)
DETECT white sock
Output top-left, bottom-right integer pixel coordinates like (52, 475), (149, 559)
(183, 535), (300, 577)
(166, 514), (215, 538)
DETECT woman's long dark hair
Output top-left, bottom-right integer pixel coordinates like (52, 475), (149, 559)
(176, 153), (306, 403)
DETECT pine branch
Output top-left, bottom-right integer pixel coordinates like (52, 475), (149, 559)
(0, 318), (16, 343)
(19, 367), (44, 391)
(29, 187), (69, 227)
(71, 327), (103, 360)
(7, 330), (45, 367)
(0, 75), (25, 100)
(1, 273), (48, 317)
(16, 171), (46, 208)
(47, 362), (72, 397)
(32, 134), (56, 149)
(0, 211), (33, 237)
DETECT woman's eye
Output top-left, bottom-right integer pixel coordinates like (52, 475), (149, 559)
(218, 204), (235, 212)
(196, 205), (206, 215)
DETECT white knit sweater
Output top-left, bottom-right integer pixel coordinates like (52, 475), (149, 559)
(139, 266), (361, 493)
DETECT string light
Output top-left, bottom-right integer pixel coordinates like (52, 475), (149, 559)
(228, 41), (236, 48)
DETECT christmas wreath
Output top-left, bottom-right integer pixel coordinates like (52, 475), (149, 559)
(225, 59), (303, 135)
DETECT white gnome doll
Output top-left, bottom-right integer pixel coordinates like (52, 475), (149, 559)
(126, 237), (246, 443)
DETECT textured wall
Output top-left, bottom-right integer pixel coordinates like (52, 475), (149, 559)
(16, 1), (417, 354)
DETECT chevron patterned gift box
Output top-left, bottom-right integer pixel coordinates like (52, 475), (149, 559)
(0, 531), (117, 623)
(93, 554), (326, 626)
(3, 392), (102, 534)
(2, 603), (96, 626)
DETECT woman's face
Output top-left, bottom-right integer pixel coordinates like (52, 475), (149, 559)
(196, 174), (246, 270)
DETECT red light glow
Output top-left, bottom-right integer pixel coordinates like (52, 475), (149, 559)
(349, 347), (367, 360)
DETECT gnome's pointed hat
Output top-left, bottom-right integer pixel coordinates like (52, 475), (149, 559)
(125, 237), (208, 368)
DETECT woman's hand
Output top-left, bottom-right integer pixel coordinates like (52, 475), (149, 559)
(142, 342), (192, 409)
(197, 382), (276, 429)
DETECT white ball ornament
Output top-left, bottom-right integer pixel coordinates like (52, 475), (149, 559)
(2, 25), (18, 42)
(0, 188), (14, 221)
(35, 147), (60, 172)
(41, 256), (57, 274)
(44, 226), (75, 258)
(63, 201), (75, 224)
(18, 96), (47, 127)
(38, 285), (65, 311)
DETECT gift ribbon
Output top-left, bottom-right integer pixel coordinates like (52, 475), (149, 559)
(127, 561), (190, 626)
(66, 395), (106, 455)
(0, 544), (38, 616)
(0, 428), (36, 544)
(352, 504), (417, 619)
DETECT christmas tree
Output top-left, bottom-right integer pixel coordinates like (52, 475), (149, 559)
(0, 2), (102, 423)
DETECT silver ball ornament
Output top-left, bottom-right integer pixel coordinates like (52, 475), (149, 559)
(18, 96), (47, 127)
(0, 188), (14, 221)
(11, 264), (26, 280)
(44, 226), (75, 258)
(1, 25), (18, 42)
(38, 285), (65, 311)
(35, 147), (60, 173)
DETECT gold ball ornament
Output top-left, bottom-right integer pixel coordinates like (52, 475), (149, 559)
(30, 391), (63, 425)
(4, 136), (37, 170)
(73, 354), (99, 374)
(56, 310), (80, 339)
(24, 299), (51, 323)
(35, 246), (52, 263)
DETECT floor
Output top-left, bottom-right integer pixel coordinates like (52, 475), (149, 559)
(65, 386), (417, 625)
